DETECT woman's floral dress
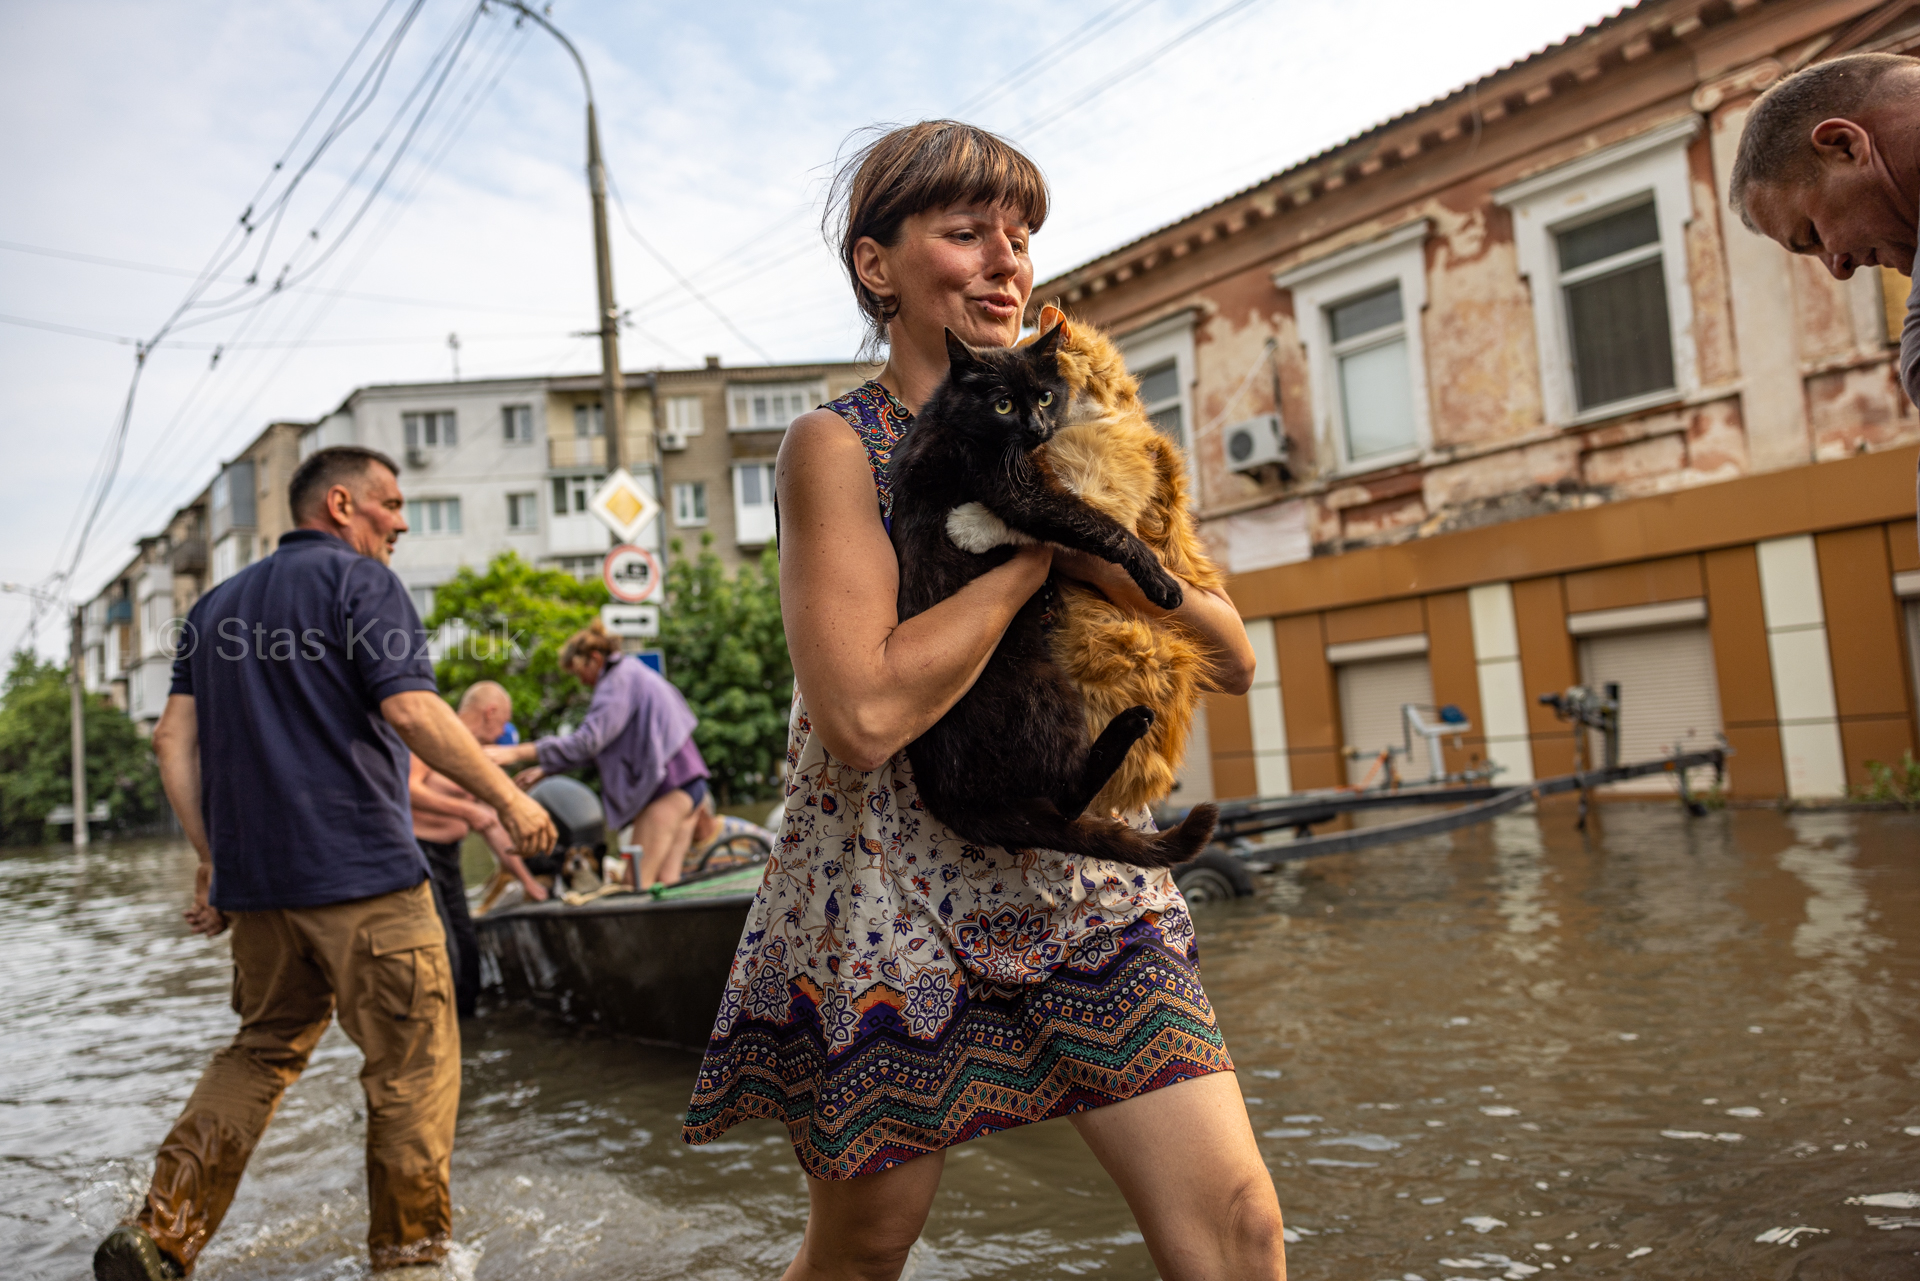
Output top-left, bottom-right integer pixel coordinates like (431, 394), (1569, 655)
(682, 381), (1231, 1179)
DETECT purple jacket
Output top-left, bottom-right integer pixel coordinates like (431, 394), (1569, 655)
(536, 653), (697, 830)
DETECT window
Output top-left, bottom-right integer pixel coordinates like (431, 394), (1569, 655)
(1116, 311), (1196, 471)
(410, 586), (436, 620)
(1555, 203), (1674, 411)
(733, 462), (777, 545)
(552, 555), (602, 582)
(666, 396), (705, 436)
(1136, 360), (1185, 448)
(407, 498), (462, 535)
(728, 381), (823, 430)
(403, 410), (457, 448)
(503, 404), (534, 444)
(1274, 220), (1432, 472)
(211, 532), (252, 585)
(673, 481), (708, 527)
(551, 474), (605, 517)
(573, 403), (604, 437)
(210, 460), (257, 540)
(506, 492), (539, 531)
(1494, 118), (1699, 425)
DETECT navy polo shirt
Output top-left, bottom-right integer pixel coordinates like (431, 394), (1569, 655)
(170, 529), (439, 911)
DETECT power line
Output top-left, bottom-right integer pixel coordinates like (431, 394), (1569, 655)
(603, 167), (776, 363)
(950, 0), (1162, 119)
(43, 0), (479, 616)
(1018, 0), (1272, 136)
(0, 237), (583, 318)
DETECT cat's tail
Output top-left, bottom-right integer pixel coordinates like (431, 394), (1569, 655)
(988, 799), (1220, 869)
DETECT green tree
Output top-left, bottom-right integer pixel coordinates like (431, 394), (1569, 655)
(0, 651), (163, 844)
(660, 535), (792, 804)
(428, 552), (606, 739)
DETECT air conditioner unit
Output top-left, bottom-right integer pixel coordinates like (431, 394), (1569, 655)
(659, 428), (689, 452)
(1224, 413), (1287, 475)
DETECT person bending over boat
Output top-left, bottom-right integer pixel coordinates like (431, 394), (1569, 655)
(487, 621), (709, 890)
(679, 121), (1285, 1281)
(408, 680), (548, 1017)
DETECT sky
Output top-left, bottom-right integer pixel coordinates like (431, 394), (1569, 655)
(0, 0), (1630, 656)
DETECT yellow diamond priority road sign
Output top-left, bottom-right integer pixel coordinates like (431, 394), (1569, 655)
(588, 469), (660, 544)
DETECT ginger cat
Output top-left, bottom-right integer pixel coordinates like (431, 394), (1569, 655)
(951, 304), (1225, 815)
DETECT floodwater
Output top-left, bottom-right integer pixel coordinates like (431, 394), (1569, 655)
(6, 805), (1919, 1280)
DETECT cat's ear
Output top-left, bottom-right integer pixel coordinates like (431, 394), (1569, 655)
(944, 328), (979, 369)
(1038, 304), (1070, 342)
(1032, 318), (1068, 355)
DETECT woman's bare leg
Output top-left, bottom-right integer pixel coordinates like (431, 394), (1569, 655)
(661, 803), (702, 883)
(782, 1151), (946, 1281)
(1068, 1071), (1286, 1281)
(632, 790), (696, 889)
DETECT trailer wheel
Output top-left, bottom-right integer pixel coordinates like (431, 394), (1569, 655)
(1175, 849), (1255, 904)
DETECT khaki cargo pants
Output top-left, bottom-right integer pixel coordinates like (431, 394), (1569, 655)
(138, 880), (459, 1273)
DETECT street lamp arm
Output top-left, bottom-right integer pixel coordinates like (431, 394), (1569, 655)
(498, 1), (596, 108)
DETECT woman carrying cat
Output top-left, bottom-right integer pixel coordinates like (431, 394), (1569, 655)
(681, 120), (1283, 1281)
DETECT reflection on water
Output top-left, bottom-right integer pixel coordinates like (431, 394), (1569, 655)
(7, 806), (1919, 1279)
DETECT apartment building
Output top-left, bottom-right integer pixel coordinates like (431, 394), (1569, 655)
(86, 357), (872, 727)
(1038, 0), (1920, 804)
(302, 356), (871, 617)
(84, 421), (304, 727)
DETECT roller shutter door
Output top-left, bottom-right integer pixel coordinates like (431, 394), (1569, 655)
(1578, 623), (1721, 793)
(1906, 601), (1920, 711)
(1337, 655), (1435, 785)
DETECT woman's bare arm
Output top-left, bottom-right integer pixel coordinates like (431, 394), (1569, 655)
(779, 409), (1053, 770)
(1051, 548), (1255, 695)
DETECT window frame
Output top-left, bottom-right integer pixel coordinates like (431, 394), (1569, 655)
(666, 395), (705, 437)
(732, 461), (778, 545)
(1493, 117), (1700, 427)
(551, 473), (605, 518)
(502, 404), (535, 445)
(406, 497), (462, 537)
(1274, 219), (1433, 476)
(506, 491), (539, 532)
(403, 410), (458, 449)
(726, 381), (825, 431)
(673, 480), (709, 528)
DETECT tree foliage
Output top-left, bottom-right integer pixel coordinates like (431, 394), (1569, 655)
(427, 552), (606, 739)
(659, 535), (792, 804)
(0, 651), (163, 844)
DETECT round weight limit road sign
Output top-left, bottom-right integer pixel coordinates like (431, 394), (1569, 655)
(603, 545), (662, 603)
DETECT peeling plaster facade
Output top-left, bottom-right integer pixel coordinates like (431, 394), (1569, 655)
(1040, 0), (1920, 802)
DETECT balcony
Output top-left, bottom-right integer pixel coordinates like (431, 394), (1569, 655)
(550, 437), (606, 469)
(171, 538), (207, 574)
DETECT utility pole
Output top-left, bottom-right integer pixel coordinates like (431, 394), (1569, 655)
(69, 604), (88, 848)
(504, 2), (624, 473)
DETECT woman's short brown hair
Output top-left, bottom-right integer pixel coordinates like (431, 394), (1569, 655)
(825, 120), (1049, 357)
(559, 618), (623, 670)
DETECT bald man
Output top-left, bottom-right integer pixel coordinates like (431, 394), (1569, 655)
(409, 681), (544, 1016)
(1730, 51), (1920, 517)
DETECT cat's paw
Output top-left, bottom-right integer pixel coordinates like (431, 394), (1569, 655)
(1137, 565), (1184, 611)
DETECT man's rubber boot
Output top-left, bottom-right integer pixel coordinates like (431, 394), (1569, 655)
(93, 1225), (184, 1281)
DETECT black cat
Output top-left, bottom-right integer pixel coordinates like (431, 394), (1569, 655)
(887, 323), (1218, 869)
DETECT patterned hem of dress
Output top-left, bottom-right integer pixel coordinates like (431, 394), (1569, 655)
(680, 914), (1233, 1180)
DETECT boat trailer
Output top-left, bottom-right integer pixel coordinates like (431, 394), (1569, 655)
(1169, 682), (1730, 870)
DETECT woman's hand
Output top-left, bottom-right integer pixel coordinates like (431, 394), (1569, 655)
(484, 742), (537, 767)
(778, 409), (1056, 770)
(511, 765), (546, 792)
(1051, 547), (1256, 696)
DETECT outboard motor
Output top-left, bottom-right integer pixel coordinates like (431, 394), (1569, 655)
(526, 776), (605, 883)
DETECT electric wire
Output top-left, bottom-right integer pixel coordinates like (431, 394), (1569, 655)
(1017, 0), (1272, 136)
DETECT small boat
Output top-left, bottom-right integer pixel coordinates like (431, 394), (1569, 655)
(474, 777), (764, 1050)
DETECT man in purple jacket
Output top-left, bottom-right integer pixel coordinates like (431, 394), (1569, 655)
(488, 619), (710, 889)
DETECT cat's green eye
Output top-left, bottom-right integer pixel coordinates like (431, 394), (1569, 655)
(1038, 391), (1054, 407)
(993, 398), (1013, 415)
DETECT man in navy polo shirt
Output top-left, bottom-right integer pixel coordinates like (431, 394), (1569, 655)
(94, 446), (554, 1281)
